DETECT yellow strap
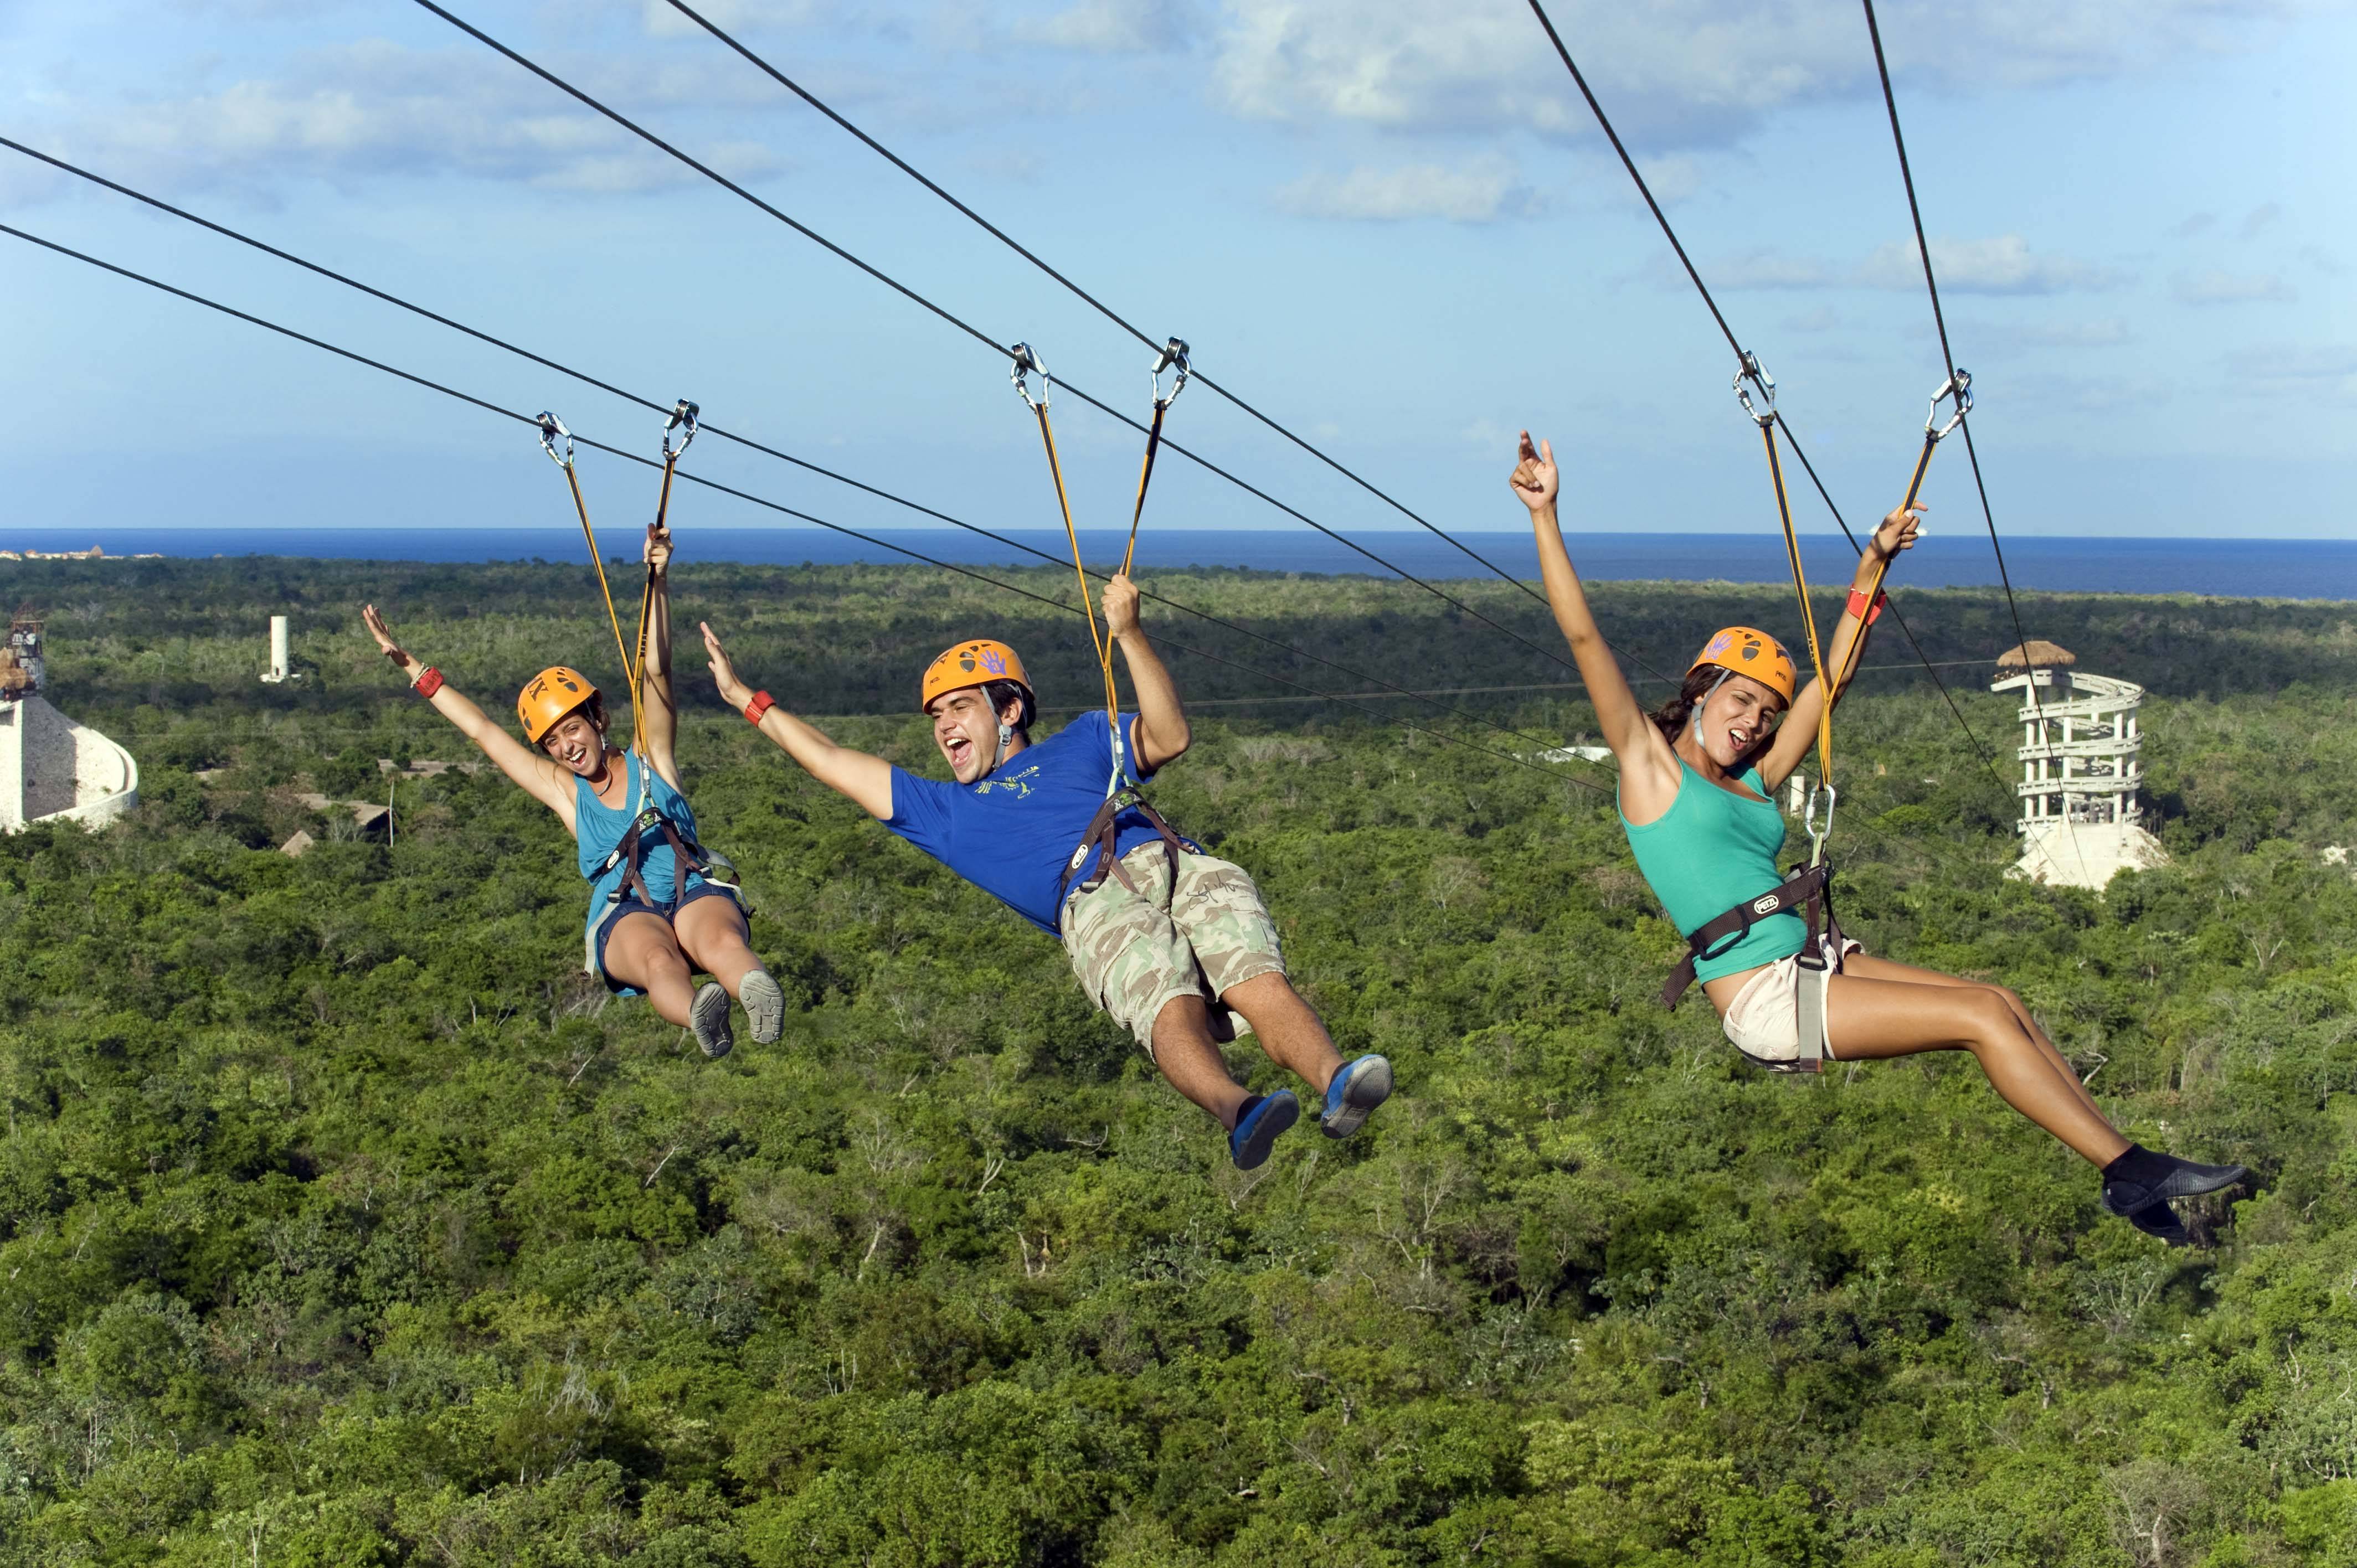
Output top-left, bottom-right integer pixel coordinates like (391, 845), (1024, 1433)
(558, 459), (651, 766)
(1030, 405), (1124, 756)
(1758, 420), (1834, 790)
(1120, 401), (1169, 580)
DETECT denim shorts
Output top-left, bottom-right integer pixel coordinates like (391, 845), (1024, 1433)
(586, 877), (744, 995)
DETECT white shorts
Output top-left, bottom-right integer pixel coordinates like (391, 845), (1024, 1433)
(1720, 940), (1862, 1067)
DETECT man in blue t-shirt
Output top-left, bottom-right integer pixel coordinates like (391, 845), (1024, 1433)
(700, 572), (1391, 1169)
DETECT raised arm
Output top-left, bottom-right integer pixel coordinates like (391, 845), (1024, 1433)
(1103, 573), (1190, 774)
(637, 523), (681, 790)
(362, 604), (575, 827)
(1512, 433), (1680, 812)
(1756, 499), (1922, 789)
(701, 621), (895, 820)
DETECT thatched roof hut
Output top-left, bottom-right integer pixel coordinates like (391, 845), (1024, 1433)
(1995, 639), (2075, 674)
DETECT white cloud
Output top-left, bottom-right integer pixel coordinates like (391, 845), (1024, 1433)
(2224, 344), (2357, 403)
(1210, 0), (2312, 149)
(2172, 269), (2296, 305)
(1710, 235), (2121, 296)
(639, 0), (830, 39)
(1015, 0), (1196, 53)
(2237, 201), (2282, 239)
(1859, 235), (2124, 295)
(4, 40), (795, 201)
(1275, 154), (1541, 223)
(1999, 317), (2132, 347)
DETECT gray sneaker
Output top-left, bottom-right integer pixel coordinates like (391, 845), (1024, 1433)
(739, 970), (786, 1046)
(689, 982), (734, 1060)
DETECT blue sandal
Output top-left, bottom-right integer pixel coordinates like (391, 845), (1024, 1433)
(1320, 1054), (1394, 1139)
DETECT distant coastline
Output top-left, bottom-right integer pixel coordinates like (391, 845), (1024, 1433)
(4, 528), (2353, 600)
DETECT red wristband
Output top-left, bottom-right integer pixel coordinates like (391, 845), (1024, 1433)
(744, 690), (775, 725)
(413, 666), (444, 698)
(1845, 589), (1887, 625)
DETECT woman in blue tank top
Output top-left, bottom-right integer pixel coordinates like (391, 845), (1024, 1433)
(361, 523), (784, 1060)
(1509, 431), (2243, 1245)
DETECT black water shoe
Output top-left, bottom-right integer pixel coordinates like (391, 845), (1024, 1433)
(2124, 1201), (2190, 1247)
(2101, 1144), (2246, 1223)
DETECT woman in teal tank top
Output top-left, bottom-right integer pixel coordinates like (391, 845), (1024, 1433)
(1509, 431), (2245, 1246)
(360, 523), (785, 1060)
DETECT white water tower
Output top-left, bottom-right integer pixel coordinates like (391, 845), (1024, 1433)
(261, 615), (290, 683)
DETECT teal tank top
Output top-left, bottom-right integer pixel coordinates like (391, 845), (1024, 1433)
(1618, 763), (1804, 982)
(574, 751), (703, 938)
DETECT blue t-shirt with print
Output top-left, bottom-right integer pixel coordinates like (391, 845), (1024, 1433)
(886, 709), (1164, 935)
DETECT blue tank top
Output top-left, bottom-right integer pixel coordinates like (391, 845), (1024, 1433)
(574, 751), (703, 938)
(1618, 762), (1804, 982)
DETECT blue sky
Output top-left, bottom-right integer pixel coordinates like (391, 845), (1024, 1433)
(2, 0), (2349, 544)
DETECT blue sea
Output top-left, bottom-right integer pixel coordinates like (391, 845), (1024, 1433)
(4, 528), (2352, 600)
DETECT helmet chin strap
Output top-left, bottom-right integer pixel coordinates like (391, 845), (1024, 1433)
(1687, 669), (1732, 747)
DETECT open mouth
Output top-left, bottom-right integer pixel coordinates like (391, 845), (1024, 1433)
(944, 734), (972, 769)
(562, 741), (591, 770)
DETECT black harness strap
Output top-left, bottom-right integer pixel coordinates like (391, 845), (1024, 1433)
(1660, 862), (1838, 1010)
(600, 804), (733, 911)
(1058, 787), (1200, 906)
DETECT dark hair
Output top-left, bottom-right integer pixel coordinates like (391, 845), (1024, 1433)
(980, 679), (1034, 739)
(542, 692), (608, 749)
(1650, 667), (1779, 765)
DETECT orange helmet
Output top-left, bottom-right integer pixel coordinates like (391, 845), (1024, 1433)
(1690, 626), (1797, 703)
(920, 639), (1031, 713)
(517, 665), (599, 743)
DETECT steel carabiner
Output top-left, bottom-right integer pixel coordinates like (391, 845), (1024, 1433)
(662, 398), (700, 461)
(1803, 782), (1838, 868)
(1733, 350), (1777, 429)
(1010, 342), (1049, 412)
(1150, 337), (1191, 410)
(536, 411), (575, 468)
(1925, 368), (1973, 442)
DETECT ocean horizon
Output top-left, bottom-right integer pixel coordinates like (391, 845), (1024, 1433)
(3, 527), (2352, 601)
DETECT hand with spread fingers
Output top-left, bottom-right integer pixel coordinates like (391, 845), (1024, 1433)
(362, 604), (416, 675)
(700, 621), (750, 710)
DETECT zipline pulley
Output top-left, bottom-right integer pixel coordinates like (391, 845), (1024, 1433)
(1803, 782), (1836, 870)
(1733, 351), (1777, 428)
(537, 411), (575, 468)
(1926, 368), (1971, 443)
(1009, 342), (1050, 412)
(662, 398), (701, 460)
(1150, 337), (1191, 411)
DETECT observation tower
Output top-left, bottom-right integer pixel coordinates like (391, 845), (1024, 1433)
(0, 609), (140, 832)
(1990, 640), (2164, 889)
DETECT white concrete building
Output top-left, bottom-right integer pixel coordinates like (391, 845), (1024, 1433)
(1990, 640), (2165, 889)
(0, 616), (139, 832)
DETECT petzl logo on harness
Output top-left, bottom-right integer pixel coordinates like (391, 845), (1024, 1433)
(1752, 894), (1780, 915)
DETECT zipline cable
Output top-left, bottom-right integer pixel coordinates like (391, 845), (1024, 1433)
(656, 0), (1617, 641)
(0, 140), (1605, 775)
(1520, 0), (2016, 806)
(405, 0), (1658, 691)
(0, 220), (1597, 791)
(1860, 0), (2074, 854)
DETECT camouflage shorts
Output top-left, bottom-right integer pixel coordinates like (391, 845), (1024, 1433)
(1059, 844), (1287, 1059)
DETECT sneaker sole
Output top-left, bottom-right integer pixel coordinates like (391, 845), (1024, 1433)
(690, 983), (734, 1060)
(739, 970), (785, 1046)
(1321, 1056), (1394, 1139)
(1232, 1092), (1299, 1171)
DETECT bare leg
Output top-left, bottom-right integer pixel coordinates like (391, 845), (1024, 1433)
(1221, 971), (1345, 1096)
(1148, 996), (1253, 1128)
(601, 912), (697, 1028)
(1826, 971), (2130, 1167)
(1843, 952), (2109, 1126)
(673, 896), (763, 997)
